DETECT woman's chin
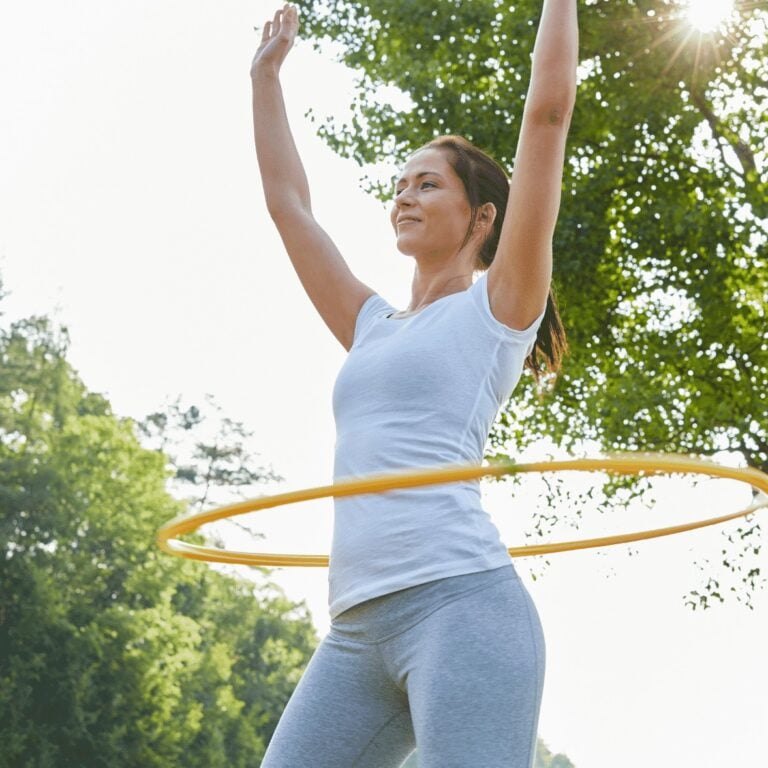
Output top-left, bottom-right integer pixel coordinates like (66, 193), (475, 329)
(395, 238), (418, 257)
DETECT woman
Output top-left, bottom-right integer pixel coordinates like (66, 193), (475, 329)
(251, 2), (576, 766)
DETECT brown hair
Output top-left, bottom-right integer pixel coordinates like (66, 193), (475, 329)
(420, 134), (568, 383)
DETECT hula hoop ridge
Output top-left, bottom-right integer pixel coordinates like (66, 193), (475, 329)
(156, 453), (768, 567)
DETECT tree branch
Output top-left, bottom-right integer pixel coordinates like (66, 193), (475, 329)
(689, 90), (757, 177)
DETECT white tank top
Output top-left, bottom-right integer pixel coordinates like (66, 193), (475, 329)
(329, 271), (544, 618)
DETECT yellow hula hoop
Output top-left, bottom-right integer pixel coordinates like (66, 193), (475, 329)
(157, 453), (768, 567)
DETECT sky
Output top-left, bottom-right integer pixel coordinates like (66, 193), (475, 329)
(1, 1), (766, 766)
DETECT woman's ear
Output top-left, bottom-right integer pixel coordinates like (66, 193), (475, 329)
(476, 202), (497, 232)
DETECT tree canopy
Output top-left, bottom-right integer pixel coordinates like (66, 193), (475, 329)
(296, 0), (767, 606)
(0, 284), (317, 766)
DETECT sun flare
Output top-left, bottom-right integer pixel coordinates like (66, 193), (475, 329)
(686, 0), (735, 33)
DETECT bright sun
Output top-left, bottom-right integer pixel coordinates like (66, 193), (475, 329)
(686, 0), (735, 33)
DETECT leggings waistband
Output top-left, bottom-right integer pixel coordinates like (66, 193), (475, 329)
(330, 563), (519, 644)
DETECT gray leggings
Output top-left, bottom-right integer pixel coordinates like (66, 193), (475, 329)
(260, 564), (545, 768)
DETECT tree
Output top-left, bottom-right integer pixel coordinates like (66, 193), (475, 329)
(534, 738), (577, 768)
(295, 0), (767, 606)
(138, 394), (283, 543)
(139, 396), (283, 508)
(0, 288), (316, 766)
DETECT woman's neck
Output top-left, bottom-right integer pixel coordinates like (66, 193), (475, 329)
(404, 260), (476, 314)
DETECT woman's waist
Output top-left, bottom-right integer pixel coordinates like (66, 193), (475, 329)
(330, 494), (501, 574)
(333, 431), (483, 481)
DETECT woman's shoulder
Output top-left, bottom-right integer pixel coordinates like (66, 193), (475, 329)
(468, 272), (545, 345)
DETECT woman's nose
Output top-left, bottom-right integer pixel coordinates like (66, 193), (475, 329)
(395, 188), (414, 207)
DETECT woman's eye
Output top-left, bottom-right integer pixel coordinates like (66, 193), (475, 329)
(394, 181), (435, 196)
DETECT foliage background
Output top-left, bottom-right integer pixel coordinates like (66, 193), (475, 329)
(0, 297), (318, 766)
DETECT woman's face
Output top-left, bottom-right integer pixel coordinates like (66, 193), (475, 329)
(390, 148), (474, 262)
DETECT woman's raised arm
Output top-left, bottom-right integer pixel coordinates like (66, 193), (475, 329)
(486, 0), (578, 331)
(251, 4), (374, 350)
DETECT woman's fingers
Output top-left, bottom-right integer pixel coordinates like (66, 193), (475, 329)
(251, 4), (297, 73)
(283, 5), (298, 34)
(258, 5), (298, 40)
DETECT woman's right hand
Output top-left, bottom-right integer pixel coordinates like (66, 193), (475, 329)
(251, 4), (299, 79)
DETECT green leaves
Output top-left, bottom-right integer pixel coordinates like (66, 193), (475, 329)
(0, 296), (316, 765)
